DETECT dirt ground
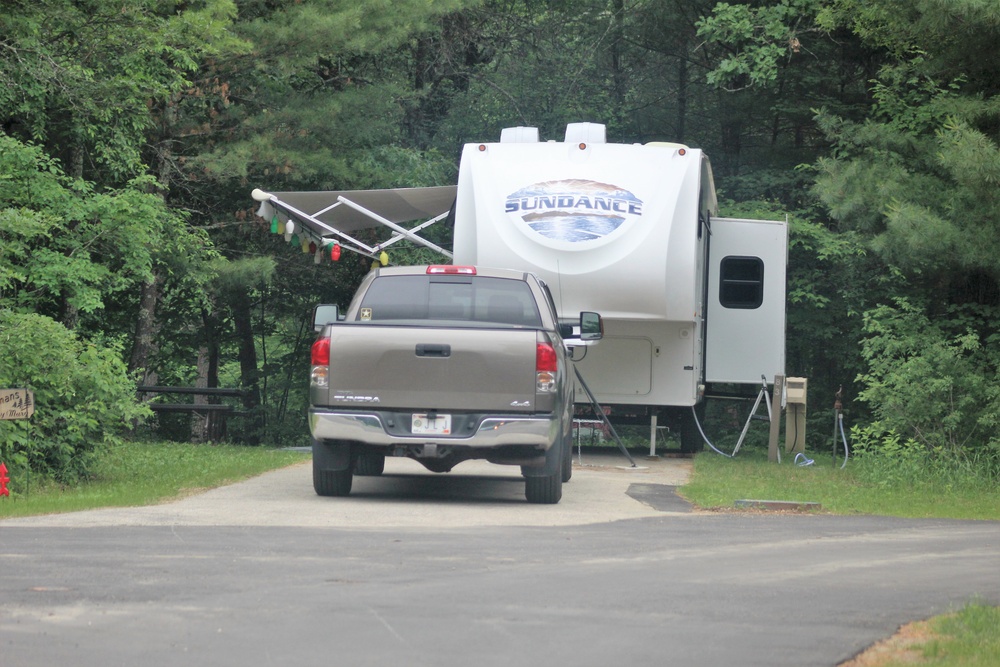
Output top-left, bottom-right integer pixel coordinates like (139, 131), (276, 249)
(838, 619), (938, 666)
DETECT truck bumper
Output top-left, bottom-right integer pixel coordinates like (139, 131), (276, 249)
(308, 409), (558, 451)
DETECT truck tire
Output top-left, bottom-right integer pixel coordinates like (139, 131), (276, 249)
(561, 431), (574, 483)
(355, 450), (385, 476)
(312, 438), (353, 497)
(525, 437), (564, 504)
(525, 472), (562, 504)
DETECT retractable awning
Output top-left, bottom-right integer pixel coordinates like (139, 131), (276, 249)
(252, 185), (457, 261)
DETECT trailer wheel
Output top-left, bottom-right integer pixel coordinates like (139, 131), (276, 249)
(312, 438), (353, 496)
(355, 450), (385, 476)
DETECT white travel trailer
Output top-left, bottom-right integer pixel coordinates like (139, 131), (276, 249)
(252, 122), (787, 451)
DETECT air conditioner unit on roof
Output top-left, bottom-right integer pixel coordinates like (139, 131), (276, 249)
(500, 126), (540, 143)
(564, 122), (606, 144)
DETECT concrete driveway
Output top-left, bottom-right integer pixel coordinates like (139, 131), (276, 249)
(1, 449), (694, 529)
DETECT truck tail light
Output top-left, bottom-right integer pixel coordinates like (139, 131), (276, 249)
(536, 342), (558, 393)
(311, 337), (331, 388)
(311, 337), (330, 365)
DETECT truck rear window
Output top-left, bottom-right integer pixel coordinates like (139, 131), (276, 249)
(357, 276), (542, 327)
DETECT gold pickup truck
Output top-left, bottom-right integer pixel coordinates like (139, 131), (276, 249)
(308, 265), (602, 504)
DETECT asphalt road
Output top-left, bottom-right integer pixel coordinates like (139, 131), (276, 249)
(2, 452), (998, 667)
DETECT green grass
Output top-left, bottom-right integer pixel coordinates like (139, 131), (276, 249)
(0, 440), (309, 519)
(680, 449), (1000, 520)
(919, 603), (1000, 666)
(878, 603), (1000, 667)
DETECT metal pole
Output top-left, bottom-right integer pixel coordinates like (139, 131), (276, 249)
(574, 367), (636, 467)
(649, 414), (657, 457)
(337, 197), (454, 258)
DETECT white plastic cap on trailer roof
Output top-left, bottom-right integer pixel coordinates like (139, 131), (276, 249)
(564, 122), (606, 144)
(499, 126), (540, 143)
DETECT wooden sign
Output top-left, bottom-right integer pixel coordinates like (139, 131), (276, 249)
(0, 388), (34, 420)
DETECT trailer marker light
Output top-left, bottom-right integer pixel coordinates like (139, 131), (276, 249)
(478, 144), (487, 151)
(678, 148), (687, 156)
(427, 265), (476, 275)
(578, 143), (587, 150)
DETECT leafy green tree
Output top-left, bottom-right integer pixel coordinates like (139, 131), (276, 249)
(811, 1), (1000, 313)
(0, 135), (208, 332)
(0, 0), (243, 182)
(0, 0), (245, 394)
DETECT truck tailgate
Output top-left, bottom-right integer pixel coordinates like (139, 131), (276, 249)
(324, 325), (540, 412)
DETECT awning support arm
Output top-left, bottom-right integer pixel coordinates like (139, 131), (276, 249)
(337, 196), (454, 259)
(375, 211), (451, 251)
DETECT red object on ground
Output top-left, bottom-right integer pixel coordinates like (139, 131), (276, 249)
(0, 462), (9, 497)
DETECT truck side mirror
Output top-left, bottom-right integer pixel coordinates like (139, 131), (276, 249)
(313, 304), (340, 332)
(580, 312), (603, 341)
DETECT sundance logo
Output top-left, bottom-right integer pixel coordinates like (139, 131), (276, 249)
(504, 179), (643, 243)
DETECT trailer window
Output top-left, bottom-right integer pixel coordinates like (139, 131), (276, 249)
(719, 256), (764, 309)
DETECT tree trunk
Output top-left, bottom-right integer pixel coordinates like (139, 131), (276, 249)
(129, 95), (177, 387)
(192, 346), (210, 443)
(232, 289), (261, 445)
(58, 142), (85, 330)
(128, 272), (163, 386)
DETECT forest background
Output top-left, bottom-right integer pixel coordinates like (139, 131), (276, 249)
(2, 0), (999, 483)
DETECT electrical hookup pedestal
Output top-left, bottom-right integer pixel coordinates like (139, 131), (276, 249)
(784, 377), (808, 456)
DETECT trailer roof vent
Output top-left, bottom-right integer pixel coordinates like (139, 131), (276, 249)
(564, 122), (606, 145)
(500, 126), (540, 143)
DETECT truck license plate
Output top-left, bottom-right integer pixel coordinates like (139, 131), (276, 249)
(411, 414), (451, 435)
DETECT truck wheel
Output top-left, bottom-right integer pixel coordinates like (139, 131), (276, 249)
(355, 450), (385, 476)
(561, 431), (574, 483)
(525, 472), (562, 504)
(312, 438), (353, 496)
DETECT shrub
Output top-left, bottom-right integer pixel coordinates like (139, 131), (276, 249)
(0, 311), (150, 480)
(856, 299), (1000, 465)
